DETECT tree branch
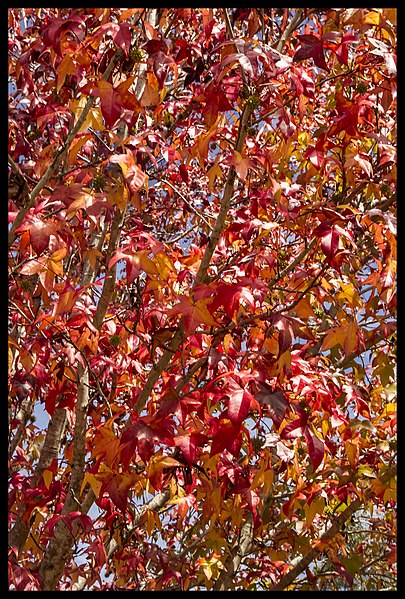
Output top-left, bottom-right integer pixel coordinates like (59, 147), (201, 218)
(8, 47), (124, 247)
(213, 511), (254, 590)
(268, 464), (396, 591)
(9, 407), (68, 554)
(38, 204), (126, 589)
(135, 103), (253, 414)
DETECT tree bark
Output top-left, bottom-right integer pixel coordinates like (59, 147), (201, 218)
(213, 511), (254, 590)
(38, 205), (125, 589)
(9, 407), (68, 554)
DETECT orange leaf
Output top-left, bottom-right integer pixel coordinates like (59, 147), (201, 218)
(140, 72), (160, 107)
(343, 320), (358, 356)
(56, 54), (76, 92)
(168, 296), (217, 335)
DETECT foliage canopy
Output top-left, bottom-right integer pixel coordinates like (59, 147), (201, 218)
(8, 7), (396, 591)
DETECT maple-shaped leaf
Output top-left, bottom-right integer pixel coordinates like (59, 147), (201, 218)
(82, 80), (122, 129)
(109, 248), (159, 284)
(280, 415), (308, 440)
(331, 32), (359, 66)
(109, 150), (146, 194)
(168, 492), (196, 519)
(313, 222), (355, 261)
(293, 34), (329, 71)
(168, 296), (217, 335)
(102, 472), (137, 512)
(216, 52), (255, 82)
(304, 427), (325, 471)
(153, 51), (178, 89)
(225, 379), (256, 426)
(210, 417), (244, 457)
(56, 54), (76, 93)
(174, 432), (207, 465)
(42, 13), (85, 56)
(52, 280), (78, 316)
(345, 152), (373, 178)
(327, 91), (374, 138)
(148, 454), (182, 492)
(210, 282), (255, 322)
(140, 72), (160, 107)
(228, 150), (253, 182)
(17, 217), (59, 255)
(115, 76), (143, 114)
(98, 22), (132, 57)
(255, 384), (288, 428)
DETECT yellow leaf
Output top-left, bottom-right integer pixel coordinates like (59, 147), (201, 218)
(154, 251), (175, 280)
(207, 157), (223, 192)
(8, 346), (14, 372)
(83, 247), (103, 270)
(69, 97), (104, 134)
(345, 439), (358, 468)
(293, 295), (316, 319)
(42, 469), (53, 489)
(194, 116), (225, 165)
(108, 184), (129, 210)
(211, 486), (222, 514)
(363, 10), (381, 25)
(337, 282), (362, 308)
(67, 133), (92, 166)
(322, 325), (347, 351)
(263, 468), (274, 497)
(305, 497), (325, 526)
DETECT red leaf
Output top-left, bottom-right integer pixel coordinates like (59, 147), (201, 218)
(255, 384), (288, 428)
(227, 385), (253, 426)
(174, 434), (197, 465)
(210, 418), (243, 457)
(332, 560), (354, 587)
(99, 22), (132, 57)
(281, 417), (307, 440)
(210, 282), (255, 322)
(168, 296), (216, 335)
(271, 315), (294, 356)
(293, 34), (328, 71)
(304, 428), (325, 471)
(82, 81), (122, 128)
(153, 51), (176, 89)
(331, 32), (359, 66)
(103, 474), (134, 512)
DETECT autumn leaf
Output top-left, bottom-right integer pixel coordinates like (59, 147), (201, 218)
(228, 150), (253, 182)
(226, 380), (255, 426)
(56, 54), (76, 92)
(8, 8), (397, 592)
(98, 22), (132, 57)
(102, 471), (138, 512)
(293, 34), (329, 71)
(255, 384), (288, 428)
(210, 282), (255, 322)
(109, 150), (146, 194)
(81, 80), (122, 128)
(140, 72), (160, 107)
(69, 96), (105, 134)
(168, 296), (217, 335)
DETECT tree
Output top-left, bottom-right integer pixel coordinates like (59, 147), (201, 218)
(8, 7), (396, 591)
